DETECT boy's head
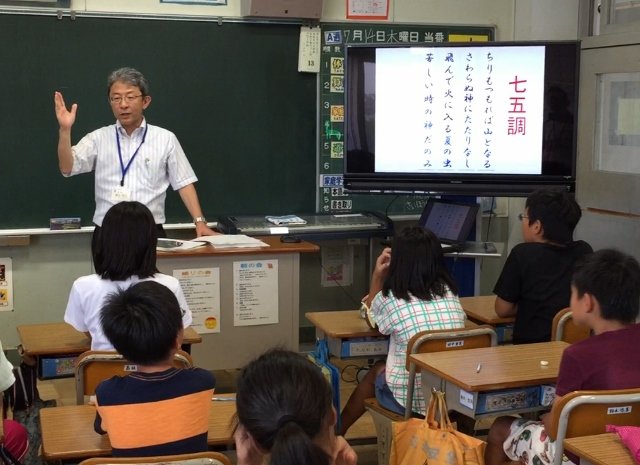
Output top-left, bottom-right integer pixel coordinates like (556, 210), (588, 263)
(571, 249), (640, 325)
(100, 281), (183, 365)
(523, 189), (581, 244)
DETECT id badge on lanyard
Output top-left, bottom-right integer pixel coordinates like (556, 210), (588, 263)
(116, 124), (148, 187)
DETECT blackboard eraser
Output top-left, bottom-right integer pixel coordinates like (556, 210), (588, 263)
(50, 217), (81, 230)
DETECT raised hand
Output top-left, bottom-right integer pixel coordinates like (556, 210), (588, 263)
(54, 91), (78, 130)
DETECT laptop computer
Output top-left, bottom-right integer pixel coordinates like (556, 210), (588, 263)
(418, 198), (480, 252)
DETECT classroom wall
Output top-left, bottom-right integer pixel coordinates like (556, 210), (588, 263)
(0, 0), (580, 355)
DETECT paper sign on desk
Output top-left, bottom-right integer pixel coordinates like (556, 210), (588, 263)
(460, 389), (475, 410)
(194, 234), (269, 249)
(174, 267), (221, 334)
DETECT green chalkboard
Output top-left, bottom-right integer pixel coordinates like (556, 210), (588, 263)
(317, 23), (494, 216)
(0, 13), (317, 229)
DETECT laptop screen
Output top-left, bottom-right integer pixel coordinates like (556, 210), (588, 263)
(418, 199), (479, 244)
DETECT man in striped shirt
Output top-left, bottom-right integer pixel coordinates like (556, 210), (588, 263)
(54, 67), (216, 237)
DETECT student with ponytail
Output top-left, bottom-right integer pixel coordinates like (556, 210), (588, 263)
(233, 349), (357, 465)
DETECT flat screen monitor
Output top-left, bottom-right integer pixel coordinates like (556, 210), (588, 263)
(418, 198), (479, 245)
(344, 41), (580, 196)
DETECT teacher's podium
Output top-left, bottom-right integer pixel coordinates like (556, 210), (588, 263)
(157, 236), (318, 371)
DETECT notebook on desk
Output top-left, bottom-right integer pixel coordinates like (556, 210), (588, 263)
(418, 198), (480, 252)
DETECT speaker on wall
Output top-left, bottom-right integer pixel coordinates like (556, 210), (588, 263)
(241, 0), (323, 19)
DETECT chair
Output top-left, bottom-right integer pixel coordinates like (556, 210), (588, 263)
(547, 388), (640, 465)
(78, 451), (231, 465)
(551, 308), (591, 343)
(364, 325), (498, 465)
(75, 350), (193, 405)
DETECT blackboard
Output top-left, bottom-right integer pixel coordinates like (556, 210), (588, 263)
(0, 13), (317, 229)
(317, 23), (494, 216)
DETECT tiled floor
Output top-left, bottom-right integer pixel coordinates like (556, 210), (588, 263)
(38, 356), (380, 465)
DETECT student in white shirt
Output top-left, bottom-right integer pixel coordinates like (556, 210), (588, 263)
(64, 201), (192, 351)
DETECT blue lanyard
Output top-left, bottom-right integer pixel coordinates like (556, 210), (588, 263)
(116, 124), (149, 187)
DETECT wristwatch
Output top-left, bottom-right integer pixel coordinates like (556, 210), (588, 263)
(194, 216), (207, 225)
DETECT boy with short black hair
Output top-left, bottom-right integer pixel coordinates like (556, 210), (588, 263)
(485, 249), (640, 465)
(493, 189), (593, 343)
(94, 281), (215, 457)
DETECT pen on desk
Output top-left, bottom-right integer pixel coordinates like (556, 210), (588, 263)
(212, 396), (235, 401)
(476, 363), (482, 373)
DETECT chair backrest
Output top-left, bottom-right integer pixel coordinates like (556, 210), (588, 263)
(403, 325), (497, 419)
(547, 388), (640, 465)
(75, 349), (193, 404)
(551, 308), (591, 343)
(78, 451), (231, 465)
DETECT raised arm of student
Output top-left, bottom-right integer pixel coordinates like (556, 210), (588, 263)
(178, 183), (219, 236)
(364, 247), (391, 308)
(54, 91), (77, 175)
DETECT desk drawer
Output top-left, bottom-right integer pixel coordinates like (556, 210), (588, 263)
(328, 336), (389, 358)
(39, 355), (77, 379)
(495, 324), (514, 344)
(475, 386), (540, 414)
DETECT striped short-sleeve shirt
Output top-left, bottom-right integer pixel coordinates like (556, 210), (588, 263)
(95, 367), (215, 457)
(67, 120), (198, 226)
(371, 288), (466, 415)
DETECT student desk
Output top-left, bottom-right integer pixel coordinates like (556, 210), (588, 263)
(157, 236), (319, 370)
(305, 310), (477, 359)
(459, 295), (515, 343)
(564, 433), (636, 465)
(17, 323), (202, 356)
(410, 341), (568, 419)
(16, 323), (201, 378)
(40, 399), (236, 461)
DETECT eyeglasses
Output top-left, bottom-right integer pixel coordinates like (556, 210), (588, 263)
(108, 94), (143, 104)
(517, 213), (529, 221)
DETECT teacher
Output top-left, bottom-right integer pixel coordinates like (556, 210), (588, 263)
(54, 66), (216, 237)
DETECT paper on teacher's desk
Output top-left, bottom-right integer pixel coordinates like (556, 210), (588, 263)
(157, 238), (206, 251)
(265, 215), (307, 225)
(193, 234), (269, 249)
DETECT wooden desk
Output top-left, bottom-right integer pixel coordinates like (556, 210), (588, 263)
(305, 310), (477, 358)
(158, 236), (319, 370)
(306, 310), (381, 340)
(157, 235), (319, 258)
(17, 323), (201, 357)
(460, 295), (514, 325)
(40, 399), (236, 461)
(564, 433), (635, 465)
(17, 322), (202, 378)
(306, 310), (387, 358)
(460, 295), (514, 343)
(410, 341), (568, 418)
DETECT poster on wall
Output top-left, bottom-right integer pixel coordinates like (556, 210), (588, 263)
(174, 268), (221, 334)
(160, 0), (226, 4)
(321, 246), (353, 287)
(347, 0), (389, 20)
(233, 259), (278, 327)
(0, 258), (13, 312)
